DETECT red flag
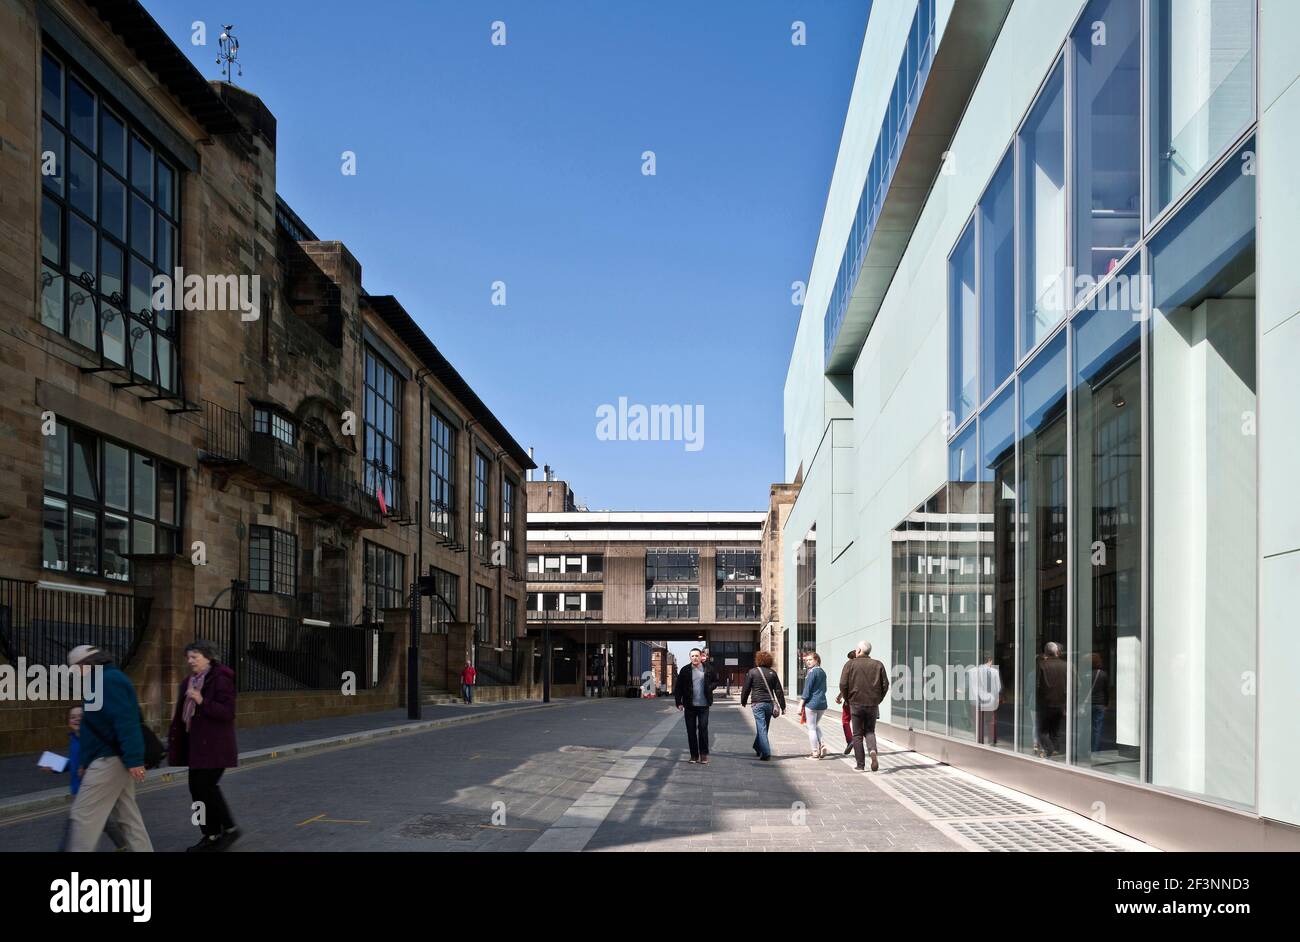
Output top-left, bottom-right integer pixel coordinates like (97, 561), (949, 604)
(377, 482), (388, 516)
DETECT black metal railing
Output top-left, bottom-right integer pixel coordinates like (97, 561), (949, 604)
(429, 502), (459, 542)
(200, 400), (382, 526)
(0, 576), (150, 668)
(526, 609), (602, 622)
(194, 605), (393, 691)
(526, 570), (603, 583)
(473, 642), (521, 686)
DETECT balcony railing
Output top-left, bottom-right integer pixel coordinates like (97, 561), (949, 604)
(200, 400), (383, 528)
(0, 576), (150, 668)
(526, 609), (603, 622)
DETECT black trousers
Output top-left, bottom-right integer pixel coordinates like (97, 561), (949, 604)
(850, 704), (880, 768)
(189, 768), (235, 836)
(683, 706), (710, 758)
(1039, 706), (1065, 756)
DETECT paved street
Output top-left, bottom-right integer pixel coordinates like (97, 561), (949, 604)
(0, 698), (1151, 852)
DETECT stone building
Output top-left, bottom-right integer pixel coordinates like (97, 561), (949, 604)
(758, 482), (799, 681)
(0, 0), (534, 756)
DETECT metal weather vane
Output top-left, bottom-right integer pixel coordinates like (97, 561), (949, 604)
(217, 25), (242, 84)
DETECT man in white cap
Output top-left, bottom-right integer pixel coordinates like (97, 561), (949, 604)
(65, 645), (153, 852)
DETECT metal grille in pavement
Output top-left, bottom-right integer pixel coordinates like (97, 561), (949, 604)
(866, 739), (1152, 853)
(947, 819), (1126, 852)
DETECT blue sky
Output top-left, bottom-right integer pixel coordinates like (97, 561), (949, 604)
(144, 0), (870, 510)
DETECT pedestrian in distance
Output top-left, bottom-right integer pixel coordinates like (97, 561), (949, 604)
(797, 651), (829, 759)
(741, 650), (786, 761)
(839, 640), (890, 772)
(461, 661), (477, 704)
(836, 649), (856, 755)
(168, 640), (240, 852)
(674, 647), (718, 764)
(42, 706), (128, 852)
(64, 645), (154, 852)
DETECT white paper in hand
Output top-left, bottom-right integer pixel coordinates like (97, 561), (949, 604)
(38, 751), (68, 773)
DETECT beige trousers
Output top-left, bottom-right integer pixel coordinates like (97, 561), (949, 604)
(67, 757), (153, 852)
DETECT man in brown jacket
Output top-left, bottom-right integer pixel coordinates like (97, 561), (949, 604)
(839, 640), (890, 771)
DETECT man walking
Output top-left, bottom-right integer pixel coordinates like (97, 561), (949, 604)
(674, 648), (717, 764)
(65, 645), (153, 852)
(1036, 642), (1067, 758)
(839, 640), (890, 772)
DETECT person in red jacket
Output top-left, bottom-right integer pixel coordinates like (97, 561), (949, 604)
(460, 661), (477, 704)
(168, 640), (239, 852)
(837, 649), (856, 755)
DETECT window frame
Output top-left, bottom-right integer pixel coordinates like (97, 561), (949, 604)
(41, 418), (181, 582)
(248, 524), (297, 597)
(39, 45), (181, 393)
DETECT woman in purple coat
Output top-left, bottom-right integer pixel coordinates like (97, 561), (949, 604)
(168, 640), (240, 852)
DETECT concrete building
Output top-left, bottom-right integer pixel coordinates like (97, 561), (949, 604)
(0, 0), (534, 755)
(781, 0), (1300, 850)
(526, 477), (764, 696)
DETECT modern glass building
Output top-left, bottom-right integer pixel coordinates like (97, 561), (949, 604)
(782, 0), (1300, 849)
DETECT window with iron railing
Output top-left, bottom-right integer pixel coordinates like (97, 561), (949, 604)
(474, 451), (490, 559)
(429, 409), (455, 536)
(39, 47), (181, 392)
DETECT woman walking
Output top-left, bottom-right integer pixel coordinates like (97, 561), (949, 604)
(797, 652), (829, 759)
(168, 641), (240, 851)
(740, 651), (786, 761)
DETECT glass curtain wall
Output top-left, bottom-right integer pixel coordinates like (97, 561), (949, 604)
(1017, 332), (1069, 762)
(1020, 62), (1067, 356)
(1148, 0), (1254, 216)
(1072, 259), (1142, 779)
(925, 490), (948, 733)
(981, 387), (1017, 750)
(939, 0), (1256, 805)
(948, 423), (979, 741)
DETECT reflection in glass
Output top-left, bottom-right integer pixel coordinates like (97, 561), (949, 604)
(979, 385), (1016, 750)
(1150, 139), (1256, 807)
(925, 490), (948, 734)
(949, 222), (977, 425)
(1073, 0), (1140, 280)
(980, 152), (1015, 399)
(72, 508), (98, 575)
(1020, 62), (1067, 356)
(1072, 263), (1141, 779)
(906, 507), (926, 726)
(1017, 331), (1068, 761)
(947, 422), (978, 741)
(890, 519), (908, 726)
(1149, 0), (1253, 215)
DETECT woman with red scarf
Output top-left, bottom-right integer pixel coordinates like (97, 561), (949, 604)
(168, 640), (239, 851)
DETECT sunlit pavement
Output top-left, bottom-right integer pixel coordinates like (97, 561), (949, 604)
(0, 697), (1151, 852)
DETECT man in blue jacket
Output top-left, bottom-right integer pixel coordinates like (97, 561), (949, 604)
(66, 645), (154, 852)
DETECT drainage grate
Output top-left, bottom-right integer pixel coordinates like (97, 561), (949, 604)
(885, 774), (1042, 818)
(949, 818), (1124, 852)
(398, 813), (486, 841)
